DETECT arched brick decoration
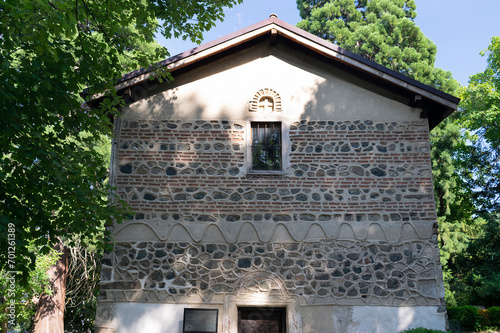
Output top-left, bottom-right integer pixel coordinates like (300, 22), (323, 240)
(249, 88), (283, 112)
(234, 271), (288, 296)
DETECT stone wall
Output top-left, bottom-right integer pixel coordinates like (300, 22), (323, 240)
(101, 240), (444, 308)
(99, 118), (444, 310)
(115, 119), (436, 218)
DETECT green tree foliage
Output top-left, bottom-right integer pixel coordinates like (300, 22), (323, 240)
(429, 118), (475, 306)
(399, 328), (447, 333)
(447, 305), (484, 331)
(0, 245), (60, 331)
(62, 134), (114, 332)
(0, 0), (241, 315)
(1, 0), (241, 329)
(459, 37), (500, 213)
(296, 0), (458, 94)
(448, 37), (500, 307)
(430, 38), (500, 307)
(0, 132), (116, 331)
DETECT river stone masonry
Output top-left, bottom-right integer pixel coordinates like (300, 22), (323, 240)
(100, 118), (445, 310)
(102, 240), (443, 308)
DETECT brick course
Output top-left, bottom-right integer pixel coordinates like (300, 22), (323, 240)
(101, 118), (443, 307)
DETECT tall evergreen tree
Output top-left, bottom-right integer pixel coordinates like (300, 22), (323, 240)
(296, 0), (458, 93)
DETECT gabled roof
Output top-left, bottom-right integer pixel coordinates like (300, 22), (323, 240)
(94, 15), (460, 130)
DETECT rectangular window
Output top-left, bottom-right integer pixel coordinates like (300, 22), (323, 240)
(251, 122), (282, 171)
(183, 308), (218, 333)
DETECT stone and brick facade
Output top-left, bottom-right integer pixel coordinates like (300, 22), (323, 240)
(94, 16), (459, 333)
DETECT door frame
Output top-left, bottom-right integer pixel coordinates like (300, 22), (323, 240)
(224, 295), (301, 333)
(238, 307), (286, 333)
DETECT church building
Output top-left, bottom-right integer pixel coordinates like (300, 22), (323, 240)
(94, 15), (459, 333)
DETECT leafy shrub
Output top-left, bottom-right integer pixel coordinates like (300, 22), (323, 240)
(447, 306), (482, 331)
(399, 328), (448, 333)
(478, 309), (490, 328)
(488, 306), (500, 328)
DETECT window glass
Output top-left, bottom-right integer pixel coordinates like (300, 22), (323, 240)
(251, 122), (281, 171)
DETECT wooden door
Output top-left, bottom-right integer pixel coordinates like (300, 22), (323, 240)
(238, 307), (285, 333)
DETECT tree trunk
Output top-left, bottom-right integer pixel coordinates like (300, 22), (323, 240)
(32, 243), (69, 333)
(0, 299), (7, 333)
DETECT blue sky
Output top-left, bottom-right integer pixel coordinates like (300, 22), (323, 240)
(155, 0), (500, 87)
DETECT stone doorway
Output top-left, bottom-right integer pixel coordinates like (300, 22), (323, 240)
(238, 307), (286, 333)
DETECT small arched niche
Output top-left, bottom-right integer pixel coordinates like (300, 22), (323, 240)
(249, 88), (283, 113)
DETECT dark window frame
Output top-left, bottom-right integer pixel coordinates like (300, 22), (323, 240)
(249, 121), (283, 173)
(183, 308), (218, 333)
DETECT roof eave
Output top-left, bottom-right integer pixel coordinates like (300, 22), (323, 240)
(84, 16), (459, 129)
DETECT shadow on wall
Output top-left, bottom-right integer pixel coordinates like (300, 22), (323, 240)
(398, 307), (416, 331)
(298, 73), (417, 123)
(121, 44), (416, 125)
